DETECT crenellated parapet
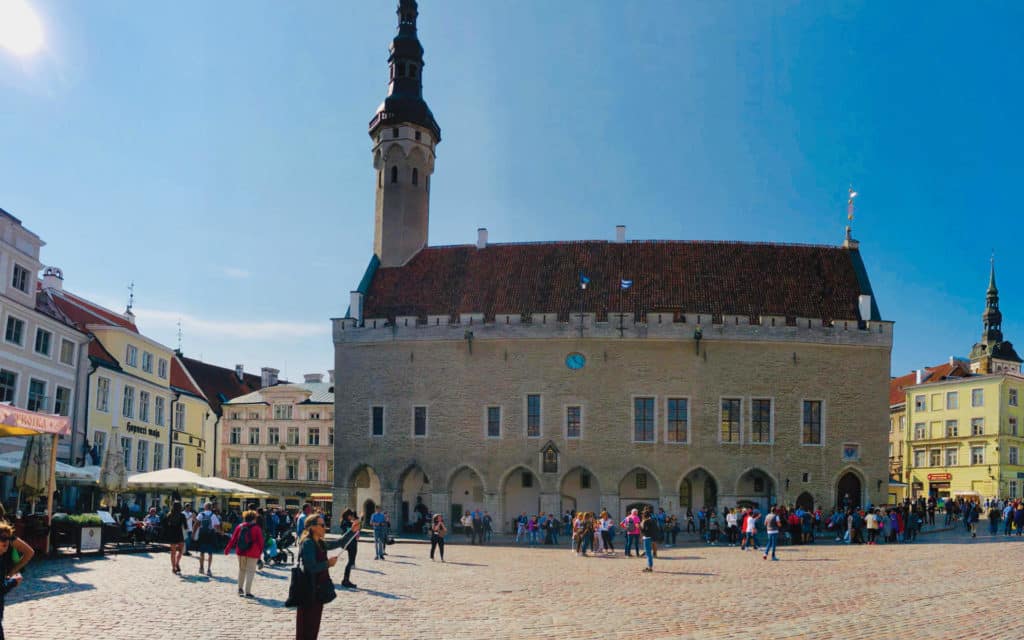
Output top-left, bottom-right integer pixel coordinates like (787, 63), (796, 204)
(332, 312), (893, 347)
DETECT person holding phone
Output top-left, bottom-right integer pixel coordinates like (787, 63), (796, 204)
(296, 514), (359, 640)
(430, 513), (447, 561)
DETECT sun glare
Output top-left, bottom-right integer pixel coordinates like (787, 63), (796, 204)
(0, 0), (44, 57)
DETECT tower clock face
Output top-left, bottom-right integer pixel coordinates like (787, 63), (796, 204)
(566, 352), (586, 370)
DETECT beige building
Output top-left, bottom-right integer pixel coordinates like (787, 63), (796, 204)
(330, 2), (894, 532)
(220, 372), (335, 512)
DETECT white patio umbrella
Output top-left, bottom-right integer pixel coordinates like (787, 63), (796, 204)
(98, 430), (128, 508)
(0, 451), (100, 483)
(197, 476), (269, 497)
(126, 468), (210, 493)
(15, 435), (52, 511)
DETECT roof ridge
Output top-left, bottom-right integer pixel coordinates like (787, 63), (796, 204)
(54, 288), (137, 331)
(419, 239), (847, 251)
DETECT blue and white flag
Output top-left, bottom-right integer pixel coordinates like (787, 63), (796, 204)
(620, 279), (633, 290)
(579, 273), (590, 289)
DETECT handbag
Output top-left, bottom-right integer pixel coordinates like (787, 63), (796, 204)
(284, 554), (312, 608)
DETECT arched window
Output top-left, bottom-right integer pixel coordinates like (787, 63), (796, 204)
(390, 166), (398, 184)
(412, 168), (418, 186)
(409, 64), (417, 79)
(378, 171), (382, 188)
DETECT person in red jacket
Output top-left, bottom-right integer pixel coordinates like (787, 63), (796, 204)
(224, 510), (264, 598)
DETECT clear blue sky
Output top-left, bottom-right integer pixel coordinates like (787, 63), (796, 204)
(2, 1), (1022, 379)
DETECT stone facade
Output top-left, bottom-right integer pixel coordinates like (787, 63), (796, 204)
(333, 319), (892, 531)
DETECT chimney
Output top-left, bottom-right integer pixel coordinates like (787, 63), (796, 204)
(349, 291), (364, 323)
(615, 225), (626, 243)
(260, 367), (279, 388)
(41, 267), (64, 291)
(915, 369), (924, 385)
(303, 373), (324, 384)
(858, 294), (872, 321)
(476, 228), (488, 249)
(327, 369), (335, 384)
(235, 364), (244, 382)
(949, 356), (956, 367)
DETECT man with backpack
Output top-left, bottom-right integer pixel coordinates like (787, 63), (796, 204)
(224, 510), (264, 597)
(194, 501), (221, 576)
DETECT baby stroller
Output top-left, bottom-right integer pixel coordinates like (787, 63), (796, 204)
(270, 530), (296, 565)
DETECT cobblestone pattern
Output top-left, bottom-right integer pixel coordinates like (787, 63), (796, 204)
(6, 529), (1023, 639)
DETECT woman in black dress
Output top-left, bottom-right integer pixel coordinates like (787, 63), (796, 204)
(164, 502), (186, 575)
(339, 509), (359, 588)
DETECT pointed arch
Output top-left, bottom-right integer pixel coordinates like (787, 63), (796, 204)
(676, 466), (719, 511)
(559, 465), (601, 515)
(832, 465), (866, 509)
(397, 463), (432, 532)
(500, 464), (542, 525)
(446, 463), (488, 494)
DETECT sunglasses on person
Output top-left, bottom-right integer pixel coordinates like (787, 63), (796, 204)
(0, 536), (12, 542)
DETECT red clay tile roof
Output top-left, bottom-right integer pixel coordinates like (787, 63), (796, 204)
(889, 362), (971, 406)
(43, 288), (138, 333)
(177, 355), (262, 417)
(88, 338), (120, 368)
(362, 241), (877, 323)
(170, 356), (206, 399)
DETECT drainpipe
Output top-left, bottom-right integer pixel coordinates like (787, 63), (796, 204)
(168, 392), (180, 468)
(212, 415), (220, 476)
(72, 339), (94, 466)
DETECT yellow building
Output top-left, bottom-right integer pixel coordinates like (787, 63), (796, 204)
(899, 261), (1024, 502)
(170, 355), (217, 475)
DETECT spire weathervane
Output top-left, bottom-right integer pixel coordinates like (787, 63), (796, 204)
(126, 281), (135, 314)
(177, 318), (183, 352)
(844, 186), (858, 248)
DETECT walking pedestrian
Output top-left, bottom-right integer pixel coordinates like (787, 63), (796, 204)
(599, 510), (614, 554)
(224, 509), (264, 598)
(640, 509), (657, 572)
(370, 505), (388, 560)
(295, 514), (358, 640)
(338, 509), (359, 588)
(763, 507), (780, 561)
(739, 509), (759, 551)
(194, 501), (221, 577)
(429, 514), (447, 562)
(620, 508), (642, 558)
(164, 501), (187, 575)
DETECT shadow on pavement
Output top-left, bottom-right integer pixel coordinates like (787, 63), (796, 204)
(651, 571), (716, 576)
(355, 588), (412, 600)
(438, 561), (486, 567)
(353, 567), (384, 575)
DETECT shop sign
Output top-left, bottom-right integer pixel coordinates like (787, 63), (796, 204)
(927, 473), (952, 481)
(1017, 472), (1024, 479)
(79, 526), (102, 553)
(126, 422), (161, 438)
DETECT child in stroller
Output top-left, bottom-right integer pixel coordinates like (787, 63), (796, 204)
(268, 530), (296, 565)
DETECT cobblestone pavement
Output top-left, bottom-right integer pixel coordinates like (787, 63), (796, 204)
(6, 528), (1024, 640)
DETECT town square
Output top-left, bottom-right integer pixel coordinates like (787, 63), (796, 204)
(2, 1), (1024, 639)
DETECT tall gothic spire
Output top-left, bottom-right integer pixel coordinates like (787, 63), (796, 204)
(983, 255), (1002, 343)
(368, 0), (441, 142)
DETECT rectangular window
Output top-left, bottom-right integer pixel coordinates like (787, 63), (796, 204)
(287, 427), (300, 445)
(750, 398), (772, 443)
(268, 427), (280, 444)
(0, 369), (17, 403)
(914, 395), (926, 412)
(138, 391), (150, 422)
(228, 457), (240, 477)
(929, 449), (941, 467)
(971, 446), (985, 465)
(371, 406), (384, 436)
(972, 388), (984, 407)
(802, 400), (823, 445)
(229, 427), (241, 444)
(900, 415), (906, 432)
(308, 427), (321, 445)
(141, 351), (153, 373)
(157, 358), (168, 379)
(328, 428), (334, 445)
(96, 377), (110, 411)
(666, 398), (688, 443)
(122, 437), (132, 469)
(153, 443), (164, 470)
(125, 345), (138, 367)
(34, 328), (52, 356)
(913, 449), (925, 467)
(5, 316), (25, 345)
(154, 396), (165, 426)
(487, 406), (502, 438)
(307, 461), (320, 481)
(1011, 480), (1020, 499)
(27, 378), (47, 412)
(1011, 389), (1019, 407)
(945, 448), (958, 466)
(1009, 446), (1019, 465)
(136, 440), (148, 472)
(196, 452), (202, 469)
(267, 459), (278, 480)
(1011, 417), (1019, 436)
(308, 411), (321, 420)
(946, 392), (958, 410)
(93, 431), (106, 460)
(286, 459), (298, 480)
(413, 406), (427, 437)
(634, 397), (655, 442)
(249, 428), (260, 445)
(122, 385), (134, 418)
(274, 404), (293, 420)
(11, 264), (29, 293)
(249, 412), (259, 419)
(521, 472), (533, 488)
(913, 423), (926, 439)
(248, 459), (259, 479)
(930, 393), (942, 411)
(173, 446), (184, 469)
(54, 386), (71, 417)
(526, 394), (541, 438)
(566, 406), (581, 439)
(635, 472), (647, 490)
(888, 443), (893, 457)
(173, 403), (185, 430)
(971, 417), (984, 436)
(945, 420), (958, 438)
(719, 398), (741, 443)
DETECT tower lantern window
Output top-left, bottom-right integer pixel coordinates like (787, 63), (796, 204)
(390, 166), (398, 184)
(392, 127), (399, 139)
(412, 168), (419, 186)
